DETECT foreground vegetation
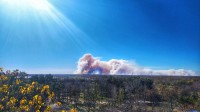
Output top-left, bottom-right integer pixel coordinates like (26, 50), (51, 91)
(0, 68), (200, 112)
(0, 69), (77, 112)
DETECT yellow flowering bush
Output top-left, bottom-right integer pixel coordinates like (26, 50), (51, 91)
(0, 74), (8, 81)
(0, 69), (78, 112)
(70, 108), (78, 112)
(0, 71), (56, 112)
(16, 79), (21, 85)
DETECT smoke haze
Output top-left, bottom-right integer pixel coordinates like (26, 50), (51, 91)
(75, 54), (196, 76)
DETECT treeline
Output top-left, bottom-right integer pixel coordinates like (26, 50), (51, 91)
(30, 75), (200, 112)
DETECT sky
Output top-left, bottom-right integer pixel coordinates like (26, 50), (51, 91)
(0, 0), (199, 74)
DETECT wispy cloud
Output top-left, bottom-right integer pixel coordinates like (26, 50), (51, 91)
(75, 53), (196, 76)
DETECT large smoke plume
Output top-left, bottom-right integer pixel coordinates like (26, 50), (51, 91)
(75, 54), (196, 76)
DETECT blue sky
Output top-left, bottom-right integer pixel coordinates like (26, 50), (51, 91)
(0, 0), (199, 74)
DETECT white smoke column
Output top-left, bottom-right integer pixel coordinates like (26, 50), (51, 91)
(75, 53), (196, 76)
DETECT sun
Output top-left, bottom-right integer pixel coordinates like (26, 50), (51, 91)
(0, 0), (57, 21)
(1, 0), (50, 12)
(0, 0), (52, 17)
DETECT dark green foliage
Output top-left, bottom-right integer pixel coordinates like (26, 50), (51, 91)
(28, 75), (200, 111)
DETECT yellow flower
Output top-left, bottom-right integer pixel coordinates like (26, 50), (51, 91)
(38, 96), (42, 101)
(29, 100), (34, 106)
(32, 81), (36, 85)
(46, 106), (51, 109)
(10, 97), (17, 104)
(33, 95), (39, 101)
(16, 79), (21, 85)
(6, 102), (11, 106)
(20, 86), (26, 94)
(57, 102), (62, 106)
(0, 104), (4, 110)
(38, 101), (42, 105)
(23, 105), (29, 111)
(0, 75), (8, 81)
(52, 92), (55, 97)
(48, 92), (55, 99)
(36, 110), (40, 112)
(20, 99), (27, 105)
(1, 96), (8, 101)
(41, 89), (45, 93)
(44, 105), (51, 112)
(2, 84), (9, 93)
(35, 105), (42, 110)
(44, 85), (49, 89)
(27, 85), (34, 93)
(70, 108), (77, 112)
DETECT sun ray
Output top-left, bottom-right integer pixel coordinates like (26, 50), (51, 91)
(0, 0), (95, 50)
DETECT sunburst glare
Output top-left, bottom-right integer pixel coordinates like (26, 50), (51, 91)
(0, 0), (94, 49)
(1, 0), (49, 11)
